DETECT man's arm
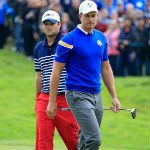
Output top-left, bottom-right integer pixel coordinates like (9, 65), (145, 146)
(35, 72), (42, 94)
(101, 61), (121, 112)
(46, 61), (65, 119)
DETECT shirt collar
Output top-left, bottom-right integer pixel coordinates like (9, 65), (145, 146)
(77, 24), (94, 35)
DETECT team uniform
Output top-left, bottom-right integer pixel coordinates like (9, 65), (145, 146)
(34, 32), (78, 150)
(55, 25), (109, 149)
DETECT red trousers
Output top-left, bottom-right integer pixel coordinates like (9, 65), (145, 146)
(35, 93), (79, 150)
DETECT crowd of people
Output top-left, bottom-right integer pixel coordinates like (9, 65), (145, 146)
(0, 0), (150, 76)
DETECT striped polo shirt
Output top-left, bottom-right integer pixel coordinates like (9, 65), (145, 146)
(55, 25), (108, 94)
(34, 32), (66, 94)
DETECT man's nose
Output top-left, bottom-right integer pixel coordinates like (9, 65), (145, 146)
(89, 17), (94, 21)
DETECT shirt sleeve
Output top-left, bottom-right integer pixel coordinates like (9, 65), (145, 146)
(34, 46), (41, 72)
(55, 33), (73, 63)
(102, 36), (109, 61)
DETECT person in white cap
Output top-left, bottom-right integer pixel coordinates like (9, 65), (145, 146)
(47, 0), (121, 149)
(34, 10), (79, 150)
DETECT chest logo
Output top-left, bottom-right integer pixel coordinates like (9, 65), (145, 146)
(97, 40), (102, 46)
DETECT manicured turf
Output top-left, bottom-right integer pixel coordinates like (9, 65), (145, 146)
(0, 45), (149, 150)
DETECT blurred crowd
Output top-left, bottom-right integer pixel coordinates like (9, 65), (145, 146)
(0, 0), (150, 76)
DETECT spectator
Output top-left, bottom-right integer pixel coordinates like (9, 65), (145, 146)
(103, 0), (117, 17)
(104, 20), (120, 76)
(68, 0), (80, 26)
(133, 9), (144, 23)
(47, 0), (63, 14)
(60, 0), (71, 12)
(38, 0), (48, 22)
(110, 10), (118, 20)
(146, 0), (150, 13)
(118, 17), (124, 28)
(145, 13), (150, 28)
(117, 0), (126, 17)
(126, 3), (136, 20)
(22, 0), (40, 59)
(61, 12), (74, 34)
(145, 14), (150, 75)
(133, 16), (148, 75)
(52, 3), (63, 14)
(100, 8), (111, 25)
(135, 9), (144, 17)
(118, 16), (135, 76)
(95, 10), (108, 32)
(13, 0), (25, 52)
(0, 0), (8, 49)
(48, 0), (59, 9)
(37, 0), (49, 40)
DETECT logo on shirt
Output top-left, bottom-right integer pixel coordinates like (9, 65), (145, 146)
(55, 52), (58, 58)
(97, 40), (102, 46)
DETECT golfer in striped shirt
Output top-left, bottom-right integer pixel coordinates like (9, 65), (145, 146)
(34, 10), (78, 150)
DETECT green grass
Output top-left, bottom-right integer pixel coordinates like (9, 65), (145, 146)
(0, 45), (150, 150)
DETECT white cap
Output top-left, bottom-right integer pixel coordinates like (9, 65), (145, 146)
(42, 10), (60, 23)
(79, 0), (98, 14)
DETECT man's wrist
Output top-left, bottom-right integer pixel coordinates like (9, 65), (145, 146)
(49, 98), (57, 103)
(112, 96), (118, 99)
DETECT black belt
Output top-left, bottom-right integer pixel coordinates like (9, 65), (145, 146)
(57, 92), (65, 95)
(42, 92), (65, 95)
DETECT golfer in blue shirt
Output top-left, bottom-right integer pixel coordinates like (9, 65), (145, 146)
(47, 0), (121, 149)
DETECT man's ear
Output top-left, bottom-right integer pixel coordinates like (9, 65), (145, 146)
(58, 22), (61, 26)
(57, 22), (61, 28)
(40, 23), (44, 32)
(79, 14), (82, 22)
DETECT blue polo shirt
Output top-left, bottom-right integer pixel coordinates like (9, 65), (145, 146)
(55, 25), (108, 94)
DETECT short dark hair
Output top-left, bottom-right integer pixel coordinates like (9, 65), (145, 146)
(123, 15), (133, 22)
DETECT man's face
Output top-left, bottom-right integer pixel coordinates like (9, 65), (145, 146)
(117, 3), (124, 12)
(136, 18), (145, 27)
(80, 11), (98, 31)
(124, 19), (132, 27)
(42, 21), (61, 37)
(104, 0), (113, 6)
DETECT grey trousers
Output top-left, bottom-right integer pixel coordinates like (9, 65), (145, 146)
(66, 90), (103, 150)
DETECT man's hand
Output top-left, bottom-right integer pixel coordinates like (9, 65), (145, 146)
(46, 101), (57, 119)
(111, 97), (121, 112)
